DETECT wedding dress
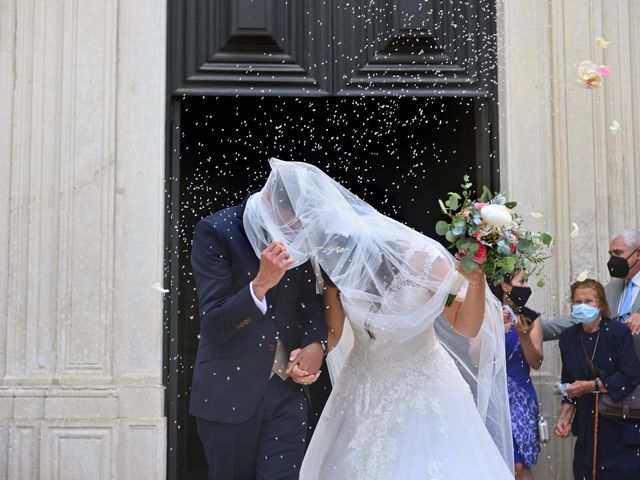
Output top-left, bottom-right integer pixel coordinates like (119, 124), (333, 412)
(301, 315), (513, 479)
(244, 159), (514, 479)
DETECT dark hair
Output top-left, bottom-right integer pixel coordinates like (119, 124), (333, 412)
(488, 273), (515, 304)
(570, 279), (610, 318)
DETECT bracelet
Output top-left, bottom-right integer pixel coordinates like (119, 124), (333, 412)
(593, 378), (600, 393)
(468, 283), (483, 288)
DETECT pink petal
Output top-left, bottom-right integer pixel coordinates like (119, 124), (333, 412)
(596, 65), (611, 77)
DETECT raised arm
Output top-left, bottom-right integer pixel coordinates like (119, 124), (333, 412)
(191, 219), (266, 346)
(542, 315), (577, 341)
(443, 266), (487, 338)
(513, 314), (544, 370)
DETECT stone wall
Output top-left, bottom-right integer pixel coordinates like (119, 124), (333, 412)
(0, 1), (167, 478)
(498, 0), (640, 477)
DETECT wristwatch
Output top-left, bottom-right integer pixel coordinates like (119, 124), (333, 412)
(593, 378), (600, 393)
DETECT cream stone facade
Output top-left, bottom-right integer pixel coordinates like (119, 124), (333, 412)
(0, 0), (167, 478)
(0, 0), (638, 478)
(499, 1), (640, 477)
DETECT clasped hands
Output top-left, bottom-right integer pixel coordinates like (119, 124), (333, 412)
(286, 342), (323, 385)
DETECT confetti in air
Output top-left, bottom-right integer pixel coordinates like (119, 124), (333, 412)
(530, 212), (544, 219)
(152, 282), (170, 293)
(570, 223), (579, 238)
(577, 60), (612, 89)
(609, 120), (621, 133)
(576, 271), (589, 282)
(595, 36), (610, 49)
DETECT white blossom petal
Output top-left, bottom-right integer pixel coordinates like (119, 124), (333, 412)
(152, 282), (170, 293)
(570, 223), (579, 238)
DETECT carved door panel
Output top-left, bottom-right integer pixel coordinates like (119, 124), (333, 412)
(169, 0), (496, 97)
(334, 0), (496, 96)
(169, 0), (332, 95)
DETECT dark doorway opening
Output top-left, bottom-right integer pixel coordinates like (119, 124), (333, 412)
(164, 95), (497, 480)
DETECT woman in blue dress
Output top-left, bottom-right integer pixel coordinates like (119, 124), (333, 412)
(491, 271), (543, 479)
(555, 279), (640, 480)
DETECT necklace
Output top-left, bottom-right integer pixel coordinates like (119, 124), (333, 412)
(584, 329), (601, 363)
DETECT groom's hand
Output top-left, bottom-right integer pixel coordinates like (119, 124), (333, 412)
(253, 241), (295, 300)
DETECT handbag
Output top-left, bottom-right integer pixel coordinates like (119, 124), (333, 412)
(579, 328), (640, 419)
(598, 384), (640, 420)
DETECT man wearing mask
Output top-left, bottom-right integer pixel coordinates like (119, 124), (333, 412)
(543, 229), (640, 357)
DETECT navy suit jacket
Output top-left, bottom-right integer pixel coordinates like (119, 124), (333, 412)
(189, 196), (327, 423)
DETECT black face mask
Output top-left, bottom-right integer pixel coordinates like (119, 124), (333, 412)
(507, 286), (532, 308)
(607, 250), (638, 278)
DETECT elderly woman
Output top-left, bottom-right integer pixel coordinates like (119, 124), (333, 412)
(490, 271), (543, 480)
(555, 279), (640, 480)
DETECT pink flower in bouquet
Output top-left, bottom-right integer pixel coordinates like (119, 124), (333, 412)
(474, 202), (487, 209)
(474, 242), (489, 264)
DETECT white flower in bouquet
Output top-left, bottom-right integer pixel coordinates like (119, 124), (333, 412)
(480, 204), (513, 228)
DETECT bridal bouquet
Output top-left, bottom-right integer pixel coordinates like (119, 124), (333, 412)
(435, 176), (553, 306)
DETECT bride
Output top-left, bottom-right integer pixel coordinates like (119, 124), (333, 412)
(244, 159), (514, 479)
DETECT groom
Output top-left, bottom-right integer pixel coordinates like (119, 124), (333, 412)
(189, 190), (327, 479)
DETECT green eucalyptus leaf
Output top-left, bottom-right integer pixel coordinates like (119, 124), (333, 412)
(460, 255), (478, 273)
(445, 230), (457, 243)
(503, 256), (517, 272)
(454, 220), (467, 228)
(497, 242), (512, 256)
(435, 220), (450, 236)
(438, 199), (448, 214)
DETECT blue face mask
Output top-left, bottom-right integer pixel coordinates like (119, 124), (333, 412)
(571, 304), (600, 324)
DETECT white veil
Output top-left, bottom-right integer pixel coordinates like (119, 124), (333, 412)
(244, 158), (513, 467)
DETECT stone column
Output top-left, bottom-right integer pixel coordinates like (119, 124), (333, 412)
(498, 0), (640, 477)
(0, 0), (167, 478)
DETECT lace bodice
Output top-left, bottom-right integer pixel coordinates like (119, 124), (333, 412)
(320, 322), (466, 479)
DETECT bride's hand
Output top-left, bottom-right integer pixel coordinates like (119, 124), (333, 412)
(454, 258), (486, 288)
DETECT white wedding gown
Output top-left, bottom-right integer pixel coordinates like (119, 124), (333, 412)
(300, 320), (513, 479)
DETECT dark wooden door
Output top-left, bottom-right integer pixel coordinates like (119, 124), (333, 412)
(165, 3), (498, 479)
(169, 0), (497, 97)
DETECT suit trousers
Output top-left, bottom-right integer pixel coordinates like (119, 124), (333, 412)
(196, 375), (309, 480)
